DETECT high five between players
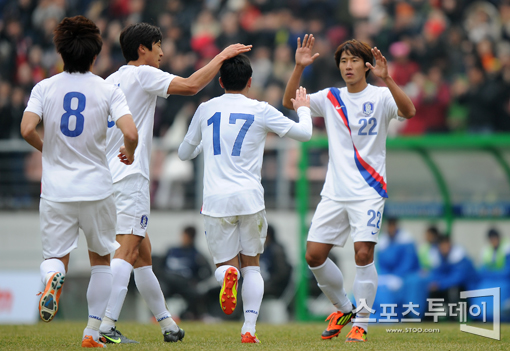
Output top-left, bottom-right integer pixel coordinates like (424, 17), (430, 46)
(283, 34), (415, 343)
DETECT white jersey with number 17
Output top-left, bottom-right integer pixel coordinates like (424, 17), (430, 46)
(24, 71), (132, 202)
(183, 93), (296, 217)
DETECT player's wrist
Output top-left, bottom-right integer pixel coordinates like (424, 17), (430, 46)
(381, 75), (393, 84)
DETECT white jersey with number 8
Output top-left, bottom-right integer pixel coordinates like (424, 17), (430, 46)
(24, 71), (132, 202)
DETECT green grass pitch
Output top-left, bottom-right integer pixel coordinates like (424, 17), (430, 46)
(0, 321), (508, 350)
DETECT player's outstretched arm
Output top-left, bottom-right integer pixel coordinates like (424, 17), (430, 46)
(116, 114), (138, 165)
(20, 112), (43, 152)
(167, 44), (252, 96)
(285, 86), (312, 142)
(366, 47), (416, 119)
(283, 34), (319, 109)
(178, 140), (202, 161)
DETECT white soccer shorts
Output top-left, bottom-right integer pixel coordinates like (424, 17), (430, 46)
(307, 196), (386, 247)
(203, 210), (268, 264)
(40, 195), (119, 259)
(113, 174), (150, 237)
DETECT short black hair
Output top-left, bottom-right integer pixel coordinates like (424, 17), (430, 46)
(53, 16), (102, 73)
(183, 226), (196, 241)
(427, 226), (440, 237)
(334, 39), (374, 78)
(219, 54), (252, 91)
(387, 217), (398, 226)
(488, 228), (500, 239)
(120, 23), (163, 63)
(438, 235), (450, 244)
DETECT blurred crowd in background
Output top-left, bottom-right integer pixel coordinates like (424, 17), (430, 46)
(2, 0), (510, 138)
(1, 0), (510, 208)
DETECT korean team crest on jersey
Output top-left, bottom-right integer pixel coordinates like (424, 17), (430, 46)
(140, 215), (148, 229)
(362, 102), (374, 116)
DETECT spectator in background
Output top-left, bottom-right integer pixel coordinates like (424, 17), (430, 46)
(402, 67), (450, 135)
(417, 226), (440, 271)
(475, 228), (510, 321)
(454, 64), (503, 133)
(259, 224), (292, 299)
(159, 226), (212, 320)
(373, 217), (419, 318)
(388, 41), (419, 87)
(407, 234), (477, 317)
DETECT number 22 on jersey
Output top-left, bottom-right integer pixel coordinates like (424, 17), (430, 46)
(207, 112), (254, 156)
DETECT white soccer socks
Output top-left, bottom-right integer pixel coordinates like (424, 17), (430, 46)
(240, 266), (264, 336)
(40, 258), (66, 286)
(352, 262), (378, 332)
(100, 258), (132, 332)
(134, 266), (178, 333)
(214, 265), (239, 284)
(84, 265), (112, 341)
(309, 258), (352, 313)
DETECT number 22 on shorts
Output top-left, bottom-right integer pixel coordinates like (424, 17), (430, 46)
(367, 209), (381, 235)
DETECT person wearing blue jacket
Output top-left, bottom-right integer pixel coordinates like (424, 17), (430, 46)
(474, 229), (510, 321)
(406, 235), (477, 319)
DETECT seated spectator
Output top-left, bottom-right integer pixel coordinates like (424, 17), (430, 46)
(406, 235), (477, 318)
(156, 226), (212, 320)
(259, 224), (292, 299)
(418, 226), (440, 271)
(373, 217), (419, 318)
(475, 229), (510, 321)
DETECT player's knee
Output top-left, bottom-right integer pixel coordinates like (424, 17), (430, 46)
(305, 251), (325, 267)
(116, 246), (140, 265)
(354, 249), (373, 266)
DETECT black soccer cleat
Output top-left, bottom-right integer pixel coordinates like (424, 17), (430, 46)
(100, 327), (139, 344)
(164, 327), (185, 342)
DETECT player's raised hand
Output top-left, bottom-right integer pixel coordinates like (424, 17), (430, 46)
(366, 47), (389, 80)
(295, 34), (320, 67)
(118, 145), (134, 165)
(219, 43), (253, 60)
(291, 86), (310, 111)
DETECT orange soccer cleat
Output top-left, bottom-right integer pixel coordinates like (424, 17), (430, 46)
(82, 335), (106, 348)
(345, 326), (367, 342)
(321, 307), (355, 339)
(241, 332), (260, 343)
(38, 272), (65, 322)
(219, 267), (238, 315)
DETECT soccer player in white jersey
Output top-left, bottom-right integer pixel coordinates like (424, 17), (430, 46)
(283, 36), (416, 342)
(178, 54), (313, 343)
(99, 23), (251, 344)
(20, 16), (138, 348)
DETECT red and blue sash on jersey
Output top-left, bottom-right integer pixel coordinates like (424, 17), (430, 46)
(327, 87), (388, 198)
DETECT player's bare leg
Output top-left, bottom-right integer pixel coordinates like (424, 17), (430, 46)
(347, 241), (377, 342)
(239, 254), (262, 343)
(306, 242), (355, 339)
(133, 234), (183, 342)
